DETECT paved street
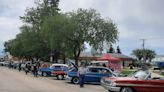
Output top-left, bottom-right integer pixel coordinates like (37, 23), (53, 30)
(0, 66), (106, 92)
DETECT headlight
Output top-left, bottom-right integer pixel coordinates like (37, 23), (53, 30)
(101, 78), (116, 86)
(110, 81), (116, 86)
(101, 77), (105, 83)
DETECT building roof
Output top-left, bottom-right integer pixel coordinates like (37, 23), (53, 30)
(109, 53), (134, 60)
(79, 52), (134, 61)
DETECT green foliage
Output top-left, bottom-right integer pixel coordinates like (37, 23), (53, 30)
(4, 1), (118, 64)
(4, 0), (60, 61)
(20, 0), (60, 31)
(132, 49), (156, 62)
(67, 8), (118, 65)
(41, 14), (75, 62)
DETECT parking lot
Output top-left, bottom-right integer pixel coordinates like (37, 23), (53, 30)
(0, 66), (106, 92)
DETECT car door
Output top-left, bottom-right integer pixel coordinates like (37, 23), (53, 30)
(139, 80), (164, 92)
(85, 68), (101, 83)
(98, 68), (113, 80)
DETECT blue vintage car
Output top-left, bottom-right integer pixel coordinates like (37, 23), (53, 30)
(38, 64), (69, 77)
(67, 66), (115, 84)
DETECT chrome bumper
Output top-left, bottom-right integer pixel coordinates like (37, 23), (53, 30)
(101, 83), (120, 92)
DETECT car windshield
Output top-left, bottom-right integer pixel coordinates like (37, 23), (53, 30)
(128, 70), (150, 80)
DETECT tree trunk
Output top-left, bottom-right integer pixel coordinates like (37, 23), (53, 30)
(63, 53), (66, 64)
(74, 47), (81, 66)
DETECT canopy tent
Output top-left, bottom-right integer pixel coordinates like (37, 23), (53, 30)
(96, 54), (122, 71)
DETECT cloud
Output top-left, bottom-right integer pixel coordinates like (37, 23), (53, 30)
(0, 0), (163, 55)
(0, 0), (35, 49)
(59, 0), (164, 55)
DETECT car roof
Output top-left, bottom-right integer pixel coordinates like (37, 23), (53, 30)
(51, 63), (68, 67)
(87, 66), (110, 69)
(91, 60), (108, 63)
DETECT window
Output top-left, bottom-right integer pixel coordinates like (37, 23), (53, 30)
(89, 68), (99, 73)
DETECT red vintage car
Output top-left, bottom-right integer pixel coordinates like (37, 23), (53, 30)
(101, 69), (164, 92)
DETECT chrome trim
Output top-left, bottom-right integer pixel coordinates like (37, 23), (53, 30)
(116, 83), (164, 87)
(101, 82), (120, 92)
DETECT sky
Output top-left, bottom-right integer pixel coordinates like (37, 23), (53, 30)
(0, 0), (164, 56)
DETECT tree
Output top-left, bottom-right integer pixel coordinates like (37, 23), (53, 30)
(144, 49), (156, 62)
(9, 0), (61, 61)
(132, 49), (156, 62)
(41, 15), (74, 63)
(4, 25), (49, 61)
(67, 8), (118, 65)
(20, 0), (60, 31)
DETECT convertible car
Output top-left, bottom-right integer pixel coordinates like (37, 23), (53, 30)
(101, 69), (164, 92)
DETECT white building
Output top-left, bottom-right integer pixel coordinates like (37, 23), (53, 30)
(152, 55), (164, 62)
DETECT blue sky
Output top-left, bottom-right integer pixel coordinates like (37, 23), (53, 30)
(0, 0), (164, 55)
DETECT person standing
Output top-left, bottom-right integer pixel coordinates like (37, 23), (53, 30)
(78, 64), (87, 88)
(33, 63), (38, 77)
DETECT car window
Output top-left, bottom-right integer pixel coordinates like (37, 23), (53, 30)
(54, 66), (61, 68)
(100, 68), (111, 74)
(89, 68), (99, 73)
(50, 65), (62, 68)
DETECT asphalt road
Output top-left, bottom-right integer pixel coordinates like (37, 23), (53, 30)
(0, 66), (107, 92)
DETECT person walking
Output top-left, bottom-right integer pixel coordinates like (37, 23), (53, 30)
(78, 64), (87, 88)
(33, 63), (38, 77)
(24, 64), (29, 75)
(18, 63), (22, 72)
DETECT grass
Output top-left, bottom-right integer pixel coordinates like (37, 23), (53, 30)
(121, 67), (136, 75)
(121, 70), (134, 75)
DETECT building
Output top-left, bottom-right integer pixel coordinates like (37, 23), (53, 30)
(152, 55), (164, 62)
(79, 52), (135, 71)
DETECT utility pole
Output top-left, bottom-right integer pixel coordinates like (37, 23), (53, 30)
(140, 39), (146, 63)
(140, 39), (146, 50)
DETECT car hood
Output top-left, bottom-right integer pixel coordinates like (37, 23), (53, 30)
(104, 77), (136, 81)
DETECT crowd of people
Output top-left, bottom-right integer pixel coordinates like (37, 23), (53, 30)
(7, 61), (49, 77)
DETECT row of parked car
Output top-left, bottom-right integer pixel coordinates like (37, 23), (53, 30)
(38, 62), (116, 83)
(1, 61), (164, 92)
(23, 62), (164, 92)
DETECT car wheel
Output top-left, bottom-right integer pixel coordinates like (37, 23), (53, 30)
(71, 77), (79, 84)
(108, 90), (114, 92)
(121, 87), (133, 92)
(57, 75), (64, 80)
(42, 72), (47, 77)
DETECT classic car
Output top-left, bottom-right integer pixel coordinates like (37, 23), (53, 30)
(66, 66), (115, 84)
(51, 70), (67, 80)
(101, 69), (164, 92)
(38, 64), (68, 77)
